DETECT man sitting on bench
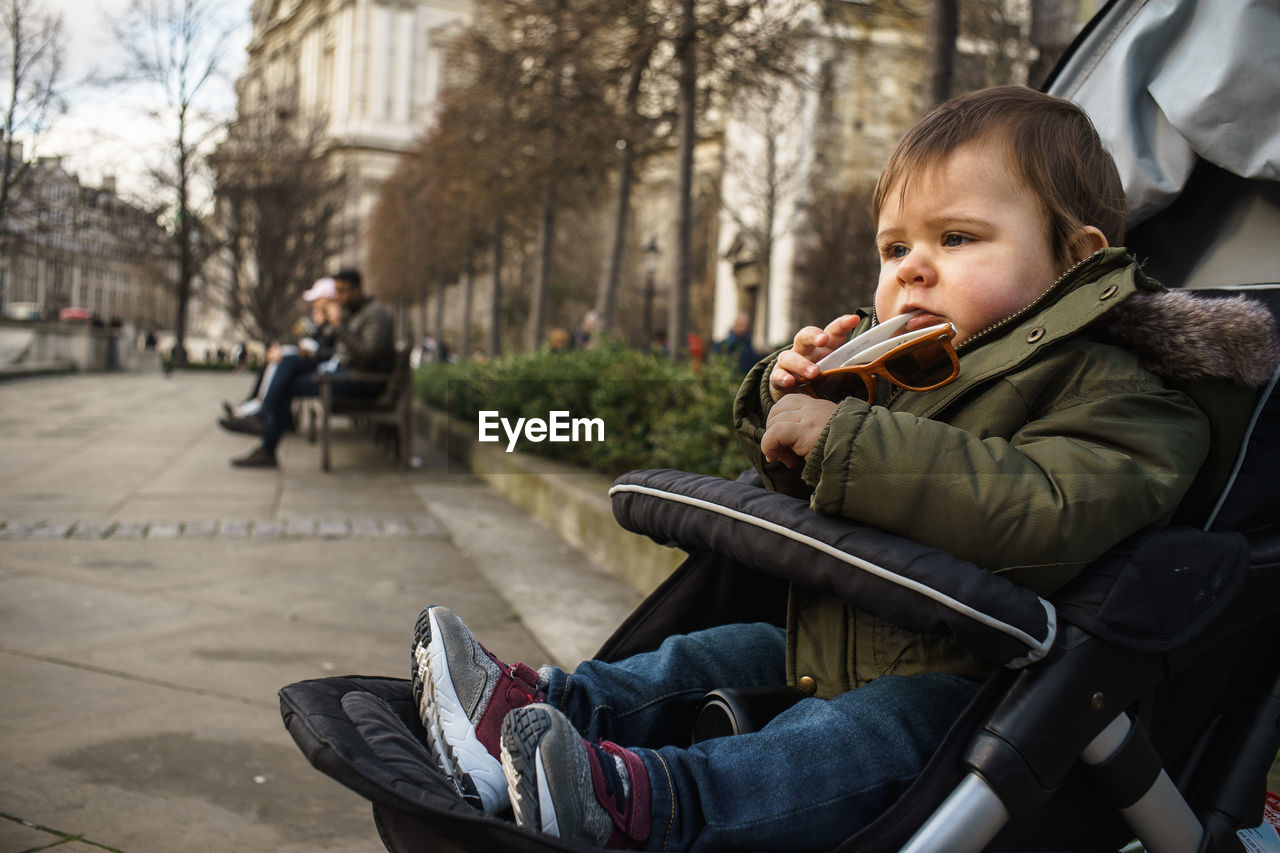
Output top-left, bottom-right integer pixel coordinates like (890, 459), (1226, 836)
(230, 268), (395, 469)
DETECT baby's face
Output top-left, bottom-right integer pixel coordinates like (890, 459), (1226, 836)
(873, 143), (1061, 346)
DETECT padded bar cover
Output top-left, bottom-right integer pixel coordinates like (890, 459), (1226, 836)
(610, 469), (1056, 669)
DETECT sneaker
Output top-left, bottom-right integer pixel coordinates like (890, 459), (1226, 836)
(411, 605), (545, 814)
(500, 704), (651, 848)
(229, 446), (277, 468)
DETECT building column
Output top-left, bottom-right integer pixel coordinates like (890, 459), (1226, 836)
(393, 5), (415, 123)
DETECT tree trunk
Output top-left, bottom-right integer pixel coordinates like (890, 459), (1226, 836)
(529, 179), (557, 350)
(461, 250), (474, 359)
(926, 0), (959, 109)
(1028, 2), (1073, 88)
(418, 279), (428, 346)
(489, 218), (504, 358)
(670, 0), (697, 360)
(0, 137), (17, 236)
(596, 139), (633, 337)
(759, 129), (779, 346)
(596, 54), (649, 336)
(171, 108), (194, 367)
(433, 277), (446, 361)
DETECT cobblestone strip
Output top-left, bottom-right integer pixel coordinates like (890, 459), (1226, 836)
(181, 520), (219, 538)
(0, 518), (444, 541)
(70, 521), (119, 540)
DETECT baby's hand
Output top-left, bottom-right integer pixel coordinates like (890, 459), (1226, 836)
(769, 314), (860, 402)
(762, 394), (838, 468)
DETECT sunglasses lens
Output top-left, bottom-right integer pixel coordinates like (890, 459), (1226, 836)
(883, 340), (957, 389)
(813, 371), (871, 403)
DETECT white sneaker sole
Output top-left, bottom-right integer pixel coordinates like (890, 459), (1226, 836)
(500, 729), (561, 837)
(535, 745), (560, 837)
(420, 608), (508, 814)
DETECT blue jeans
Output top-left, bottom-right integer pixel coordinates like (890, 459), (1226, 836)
(542, 623), (979, 851)
(258, 354), (382, 453)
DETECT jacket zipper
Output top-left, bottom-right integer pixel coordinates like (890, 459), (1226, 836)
(954, 249), (1104, 356)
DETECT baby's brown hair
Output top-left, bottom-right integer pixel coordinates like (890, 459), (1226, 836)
(873, 86), (1126, 270)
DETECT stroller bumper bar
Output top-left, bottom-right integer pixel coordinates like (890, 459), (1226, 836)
(610, 469), (1057, 670)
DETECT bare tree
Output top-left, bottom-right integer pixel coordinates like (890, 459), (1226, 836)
(593, 27), (661, 338)
(0, 0), (63, 243)
(213, 110), (346, 344)
(368, 73), (533, 358)
(669, 0), (698, 359)
(368, 150), (431, 336)
(720, 74), (807, 346)
(104, 0), (240, 366)
(466, 0), (624, 350)
(664, 0), (806, 358)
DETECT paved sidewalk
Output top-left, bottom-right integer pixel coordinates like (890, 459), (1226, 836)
(0, 371), (643, 852)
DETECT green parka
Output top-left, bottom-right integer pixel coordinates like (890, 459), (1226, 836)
(734, 249), (1271, 698)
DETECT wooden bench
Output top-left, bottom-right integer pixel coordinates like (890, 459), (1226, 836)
(307, 346), (414, 472)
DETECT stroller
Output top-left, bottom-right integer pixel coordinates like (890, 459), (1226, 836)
(278, 1), (1280, 850)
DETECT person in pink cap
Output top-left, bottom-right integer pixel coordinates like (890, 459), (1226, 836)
(227, 268), (394, 469)
(218, 276), (339, 436)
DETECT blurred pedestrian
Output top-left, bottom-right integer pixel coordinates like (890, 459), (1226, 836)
(572, 310), (600, 350)
(712, 312), (758, 374)
(548, 328), (572, 353)
(220, 277), (338, 430)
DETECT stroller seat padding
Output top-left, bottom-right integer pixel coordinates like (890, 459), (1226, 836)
(610, 468), (1056, 669)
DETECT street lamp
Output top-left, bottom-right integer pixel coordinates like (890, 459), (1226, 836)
(642, 237), (660, 344)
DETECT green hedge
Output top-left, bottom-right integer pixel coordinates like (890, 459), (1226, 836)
(415, 346), (753, 480)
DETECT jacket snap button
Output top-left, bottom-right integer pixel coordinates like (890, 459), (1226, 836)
(797, 676), (817, 695)
(1026, 327), (1046, 343)
(1099, 284), (1118, 300)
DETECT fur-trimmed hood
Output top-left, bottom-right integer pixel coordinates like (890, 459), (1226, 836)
(1106, 288), (1280, 388)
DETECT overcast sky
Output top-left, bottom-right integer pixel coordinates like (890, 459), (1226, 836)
(36, 0), (255, 206)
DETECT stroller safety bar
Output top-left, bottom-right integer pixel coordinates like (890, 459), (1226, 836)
(1080, 715), (1203, 853)
(610, 469), (1056, 669)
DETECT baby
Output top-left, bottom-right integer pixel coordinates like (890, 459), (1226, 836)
(409, 86), (1275, 850)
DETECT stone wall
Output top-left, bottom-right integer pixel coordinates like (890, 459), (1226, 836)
(417, 405), (685, 594)
(0, 321), (144, 375)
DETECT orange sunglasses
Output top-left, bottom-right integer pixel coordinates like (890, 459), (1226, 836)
(799, 323), (960, 404)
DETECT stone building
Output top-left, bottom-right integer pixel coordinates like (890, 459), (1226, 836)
(223, 0), (1098, 355)
(235, 0), (473, 271)
(0, 152), (174, 329)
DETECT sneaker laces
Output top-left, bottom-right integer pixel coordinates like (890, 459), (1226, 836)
(589, 742), (631, 813)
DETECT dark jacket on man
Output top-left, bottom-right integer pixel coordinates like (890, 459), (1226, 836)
(335, 296), (395, 373)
